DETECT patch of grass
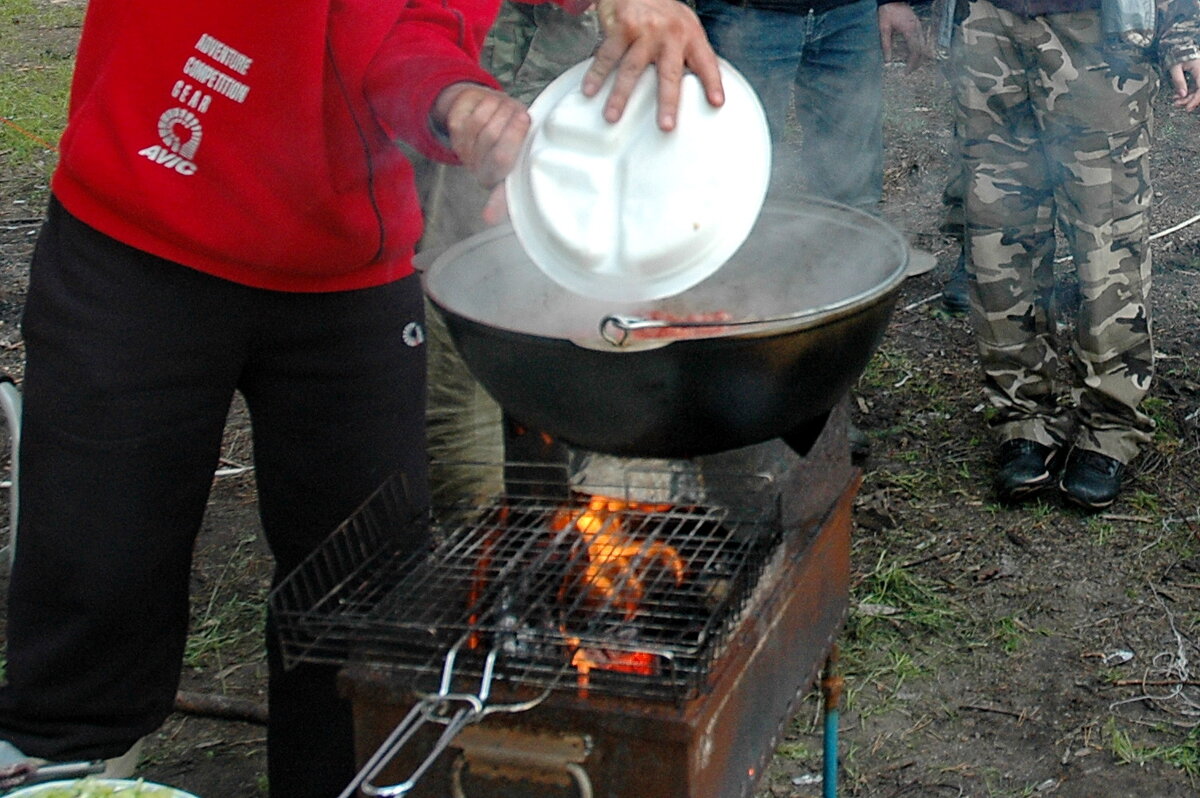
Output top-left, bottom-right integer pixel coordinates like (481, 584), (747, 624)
(0, 0), (82, 175)
(989, 614), (1031, 654)
(1024, 498), (1055, 519)
(1125, 489), (1160, 515)
(1084, 514), (1117, 545)
(773, 739), (817, 761)
(872, 466), (939, 499)
(858, 346), (961, 415)
(1108, 718), (1200, 779)
(857, 345), (915, 393)
(184, 534), (269, 671)
(184, 594), (266, 671)
(854, 649), (924, 700)
(1142, 396), (1179, 443)
(851, 549), (960, 635)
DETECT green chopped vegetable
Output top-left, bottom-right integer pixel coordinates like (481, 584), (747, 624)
(18, 778), (186, 797)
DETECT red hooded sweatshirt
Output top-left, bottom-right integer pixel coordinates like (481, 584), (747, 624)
(50, 0), (505, 292)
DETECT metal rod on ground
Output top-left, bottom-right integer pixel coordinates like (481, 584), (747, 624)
(822, 645), (844, 798)
(0, 377), (22, 569)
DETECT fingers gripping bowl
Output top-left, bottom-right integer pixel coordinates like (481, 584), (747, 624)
(505, 57), (772, 303)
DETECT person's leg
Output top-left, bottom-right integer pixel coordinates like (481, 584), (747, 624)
(0, 200), (246, 760)
(953, 2), (1078, 500)
(423, 0), (601, 508)
(481, 2), (541, 95)
(1033, 14), (1157, 467)
(507, 3), (600, 104)
(241, 274), (428, 798)
(941, 118), (972, 313)
(954, 1), (1070, 449)
(1024, 14), (1157, 507)
(783, 0), (882, 460)
(696, 0), (808, 191)
(791, 0), (884, 213)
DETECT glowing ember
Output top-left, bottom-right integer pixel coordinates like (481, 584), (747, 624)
(552, 495), (687, 620)
(567, 639), (657, 697)
(463, 496), (690, 693)
(552, 495), (689, 695)
(466, 507), (512, 651)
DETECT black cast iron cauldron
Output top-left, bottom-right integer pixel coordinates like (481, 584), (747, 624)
(422, 198), (908, 458)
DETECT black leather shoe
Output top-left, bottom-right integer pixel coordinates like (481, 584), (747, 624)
(942, 248), (970, 315)
(995, 439), (1060, 503)
(1059, 448), (1125, 511)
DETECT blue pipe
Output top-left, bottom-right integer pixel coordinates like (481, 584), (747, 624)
(821, 646), (843, 798)
(823, 703), (839, 798)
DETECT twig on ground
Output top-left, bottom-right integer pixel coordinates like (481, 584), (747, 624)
(214, 457), (253, 477)
(901, 293), (944, 313)
(175, 690), (268, 725)
(899, 549), (963, 570)
(1056, 213), (1200, 263)
(959, 704), (1037, 721)
(1107, 581), (1200, 721)
(1151, 212), (1200, 241)
(1112, 679), (1200, 688)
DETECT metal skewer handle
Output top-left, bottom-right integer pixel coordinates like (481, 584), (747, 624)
(338, 645), (498, 798)
(338, 636), (554, 798)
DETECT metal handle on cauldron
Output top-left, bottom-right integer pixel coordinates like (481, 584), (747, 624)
(598, 313), (792, 347)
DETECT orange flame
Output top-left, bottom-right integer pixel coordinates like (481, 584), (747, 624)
(567, 639), (658, 697)
(466, 507), (510, 650)
(552, 495), (686, 620)
(465, 496), (688, 694)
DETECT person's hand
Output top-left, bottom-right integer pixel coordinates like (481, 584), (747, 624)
(433, 82), (530, 189)
(432, 82), (530, 223)
(1169, 58), (1200, 111)
(582, 0), (725, 131)
(878, 2), (930, 72)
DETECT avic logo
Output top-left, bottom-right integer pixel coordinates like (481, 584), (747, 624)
(137, 107), (202, 175)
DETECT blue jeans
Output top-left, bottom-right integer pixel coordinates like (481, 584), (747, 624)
(697, 0), (884, 213)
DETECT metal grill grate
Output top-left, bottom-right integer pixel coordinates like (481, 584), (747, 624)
(271, 462), (785, 703)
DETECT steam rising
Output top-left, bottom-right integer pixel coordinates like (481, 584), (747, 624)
(424, 201), (908, 348)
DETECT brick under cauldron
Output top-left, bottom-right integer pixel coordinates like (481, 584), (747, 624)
(270, 400), (859, 798)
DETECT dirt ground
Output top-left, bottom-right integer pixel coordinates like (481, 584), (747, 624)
(4, 5), (1200, 798)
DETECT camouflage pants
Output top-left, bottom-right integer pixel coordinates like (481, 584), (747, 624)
(417, 3), (600, 254)
(484, 2), (601, 105)
(951, 0), (1157, 463)
(422, 3), (599, 503)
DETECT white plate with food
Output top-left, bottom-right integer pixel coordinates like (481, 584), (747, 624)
(8, 778), (200, 797)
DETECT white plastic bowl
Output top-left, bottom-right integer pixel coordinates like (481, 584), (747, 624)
(7, 778), (200, 797)
(505, 57), (771, 302)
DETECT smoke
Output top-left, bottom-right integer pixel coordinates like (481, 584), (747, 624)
(424, 203), (907, 346)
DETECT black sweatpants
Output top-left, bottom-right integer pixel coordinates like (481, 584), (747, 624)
(0, 198), (429, 798)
